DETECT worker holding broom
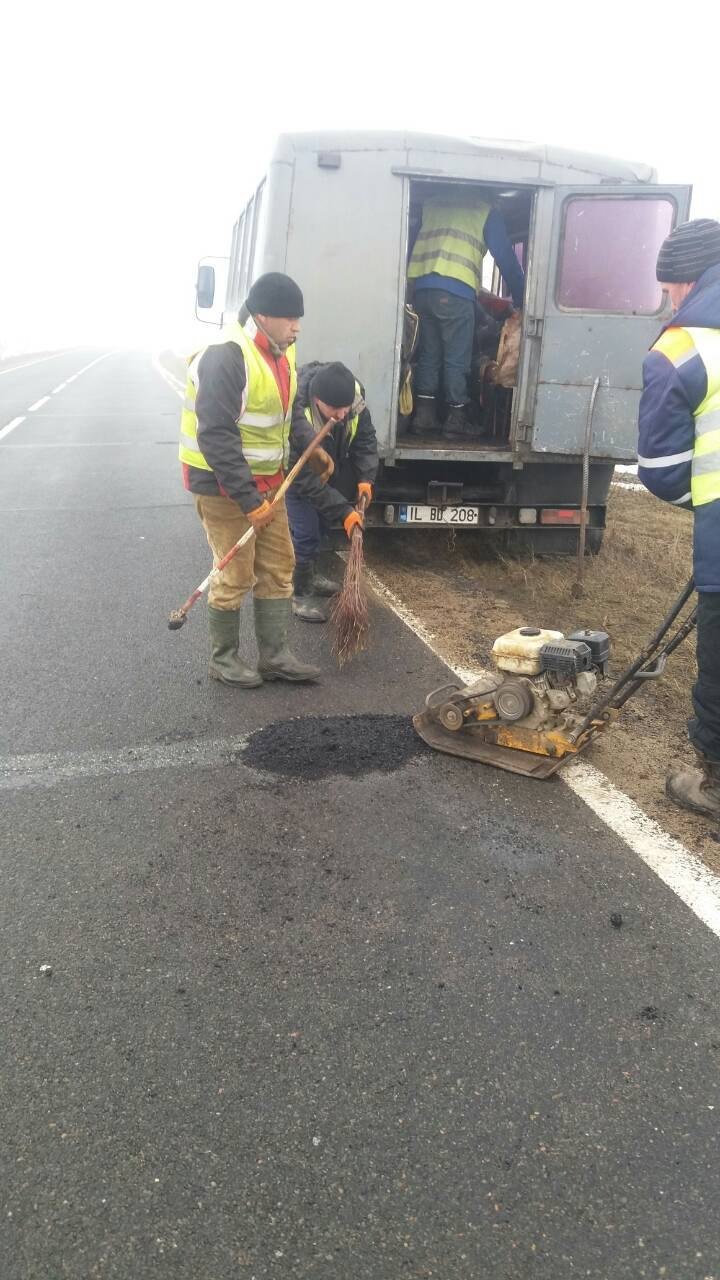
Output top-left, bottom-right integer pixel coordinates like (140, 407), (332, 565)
(285, 361), (379, 623)
(178, 272), (323, 687)
(638, 219), (720, 818)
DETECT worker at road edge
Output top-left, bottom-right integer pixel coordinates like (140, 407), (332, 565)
(407, 195), (525, 440)
(178, 272), (320, 686)
(286, 361), (378, 622)
(638, 218), (720, 817)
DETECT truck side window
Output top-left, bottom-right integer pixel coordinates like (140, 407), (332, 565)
(557, 197), (674, 314)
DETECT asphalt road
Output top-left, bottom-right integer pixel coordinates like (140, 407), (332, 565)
(1, 349), (719, 1280)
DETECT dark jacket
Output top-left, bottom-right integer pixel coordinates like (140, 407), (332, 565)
(289, 362), (379, 524)
(638, 263), (720, 592)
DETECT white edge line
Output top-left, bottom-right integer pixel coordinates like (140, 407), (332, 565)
(28, 396), (50, 411)
(363, 565), (720, 941)
(0, 416), (26, 442)
(52, 384), (67, 394)
(152, 352), (185, 397)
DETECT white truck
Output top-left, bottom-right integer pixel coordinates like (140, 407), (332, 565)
(196, 130), (691, 552)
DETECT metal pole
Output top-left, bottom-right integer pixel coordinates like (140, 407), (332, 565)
(573, 376), (600, 597)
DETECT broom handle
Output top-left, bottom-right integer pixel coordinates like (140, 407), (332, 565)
(175, 418), (338, 618)
(351, 492), (369, 540)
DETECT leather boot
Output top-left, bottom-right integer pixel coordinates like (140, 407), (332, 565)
(254, 598), (321, 682)
(207, 606), (262, 688)
(292, 563), (328, 624)
(443, 404), (477, 441)
(412, 395), (438, 437)
(666, 749), (720, 819)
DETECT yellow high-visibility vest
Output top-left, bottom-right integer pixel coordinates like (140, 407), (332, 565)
(653, 325), (720, 507)
(408, 199), (491, 293)
(179, 321), (297, 476)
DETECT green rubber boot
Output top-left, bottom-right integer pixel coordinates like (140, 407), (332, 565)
(208, 606), (263, 688)
(254, 598), (321, 683)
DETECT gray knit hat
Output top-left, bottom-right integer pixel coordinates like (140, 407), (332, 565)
(656, 219), (720, 283)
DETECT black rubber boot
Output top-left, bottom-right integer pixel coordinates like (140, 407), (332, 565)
(310, 559), (341, 597)
(412, 395), (438, 437)
(666, 751), (720, 819)
(207, 606), (263, 688)
(292, 563), (328, 624)
(254, 598), (321, 682)
(443, 404), (477, 441)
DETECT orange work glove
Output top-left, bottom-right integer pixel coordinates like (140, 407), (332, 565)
(246, 499), (275, 530)
(309, 447), (334, 484)
(343, 510), (363, 539)
(357, 481), (373, 504)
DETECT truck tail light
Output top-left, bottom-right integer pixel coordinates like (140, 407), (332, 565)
(540, 508), (582, 526)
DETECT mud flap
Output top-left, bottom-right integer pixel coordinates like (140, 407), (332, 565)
(413, 711), (592, 779)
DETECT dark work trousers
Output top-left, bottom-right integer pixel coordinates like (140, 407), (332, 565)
(414, 288), (476, 405)
(285, 488), (325, 566)
(286, 461), (358, 567)
(689, 591), (720, 761)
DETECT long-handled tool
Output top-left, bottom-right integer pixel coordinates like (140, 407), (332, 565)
(168, 418), (337, 631)
(331, 492), (370, 665)
(414, 578), (696, 778)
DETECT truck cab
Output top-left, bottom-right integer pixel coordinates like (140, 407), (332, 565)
(201, 131), (691, 551)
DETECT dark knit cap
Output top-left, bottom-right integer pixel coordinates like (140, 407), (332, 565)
(310, 362), (356, 408)
(245, 272), (304, 317)
(656, 219), (720, 283)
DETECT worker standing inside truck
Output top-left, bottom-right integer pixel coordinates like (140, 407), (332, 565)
(407, 195), (525, 440)
(178, 272), (321, 687)
(638, 219), (720, 818)
(286, 362), (377, 622)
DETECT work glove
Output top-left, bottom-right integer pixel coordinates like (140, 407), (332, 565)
(309, 447), (334, 485)
(357, 481), (373, 505)
(343, 510), (364, 539)
(246, 499), (276, 530)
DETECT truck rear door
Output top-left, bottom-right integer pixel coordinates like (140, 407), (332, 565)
(528, 184), (692, 460)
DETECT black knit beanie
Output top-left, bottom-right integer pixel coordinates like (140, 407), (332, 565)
(656, 219), (720, 283)
(245, 272), (304, 317)
(310, 362), (356, 408)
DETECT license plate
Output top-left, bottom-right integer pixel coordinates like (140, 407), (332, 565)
(399, 504), (480, 526)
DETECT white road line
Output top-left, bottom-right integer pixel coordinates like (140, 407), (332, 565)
(363, 565), (720, 942)
(152, 352), (185, 396)
(0, 734), (250, 792)
(0, 351), (116, 445)
(52, 383), (67, 394)
(0, 416), (26, 442)
(62, 350), (116, 381)
(0, 351), (70, 377)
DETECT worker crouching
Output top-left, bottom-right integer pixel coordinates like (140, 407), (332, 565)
(178, 272), (320, 686)
(285, 361), (379, 622)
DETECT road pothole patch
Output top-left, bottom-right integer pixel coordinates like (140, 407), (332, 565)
(242, 714), (429, 780)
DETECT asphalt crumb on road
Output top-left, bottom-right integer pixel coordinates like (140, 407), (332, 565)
(242, 713), (430, 780)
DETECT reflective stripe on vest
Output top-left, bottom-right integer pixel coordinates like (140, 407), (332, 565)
(304, 380), (362, 447)
(178, 321), (297, 476)
(685, 327), (720, 507)
(407, 200), (491, 292)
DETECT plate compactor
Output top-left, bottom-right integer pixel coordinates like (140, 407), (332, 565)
(413, 579), (697, 779)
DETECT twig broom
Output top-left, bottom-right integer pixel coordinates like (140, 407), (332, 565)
(331, 494), (370, 665)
